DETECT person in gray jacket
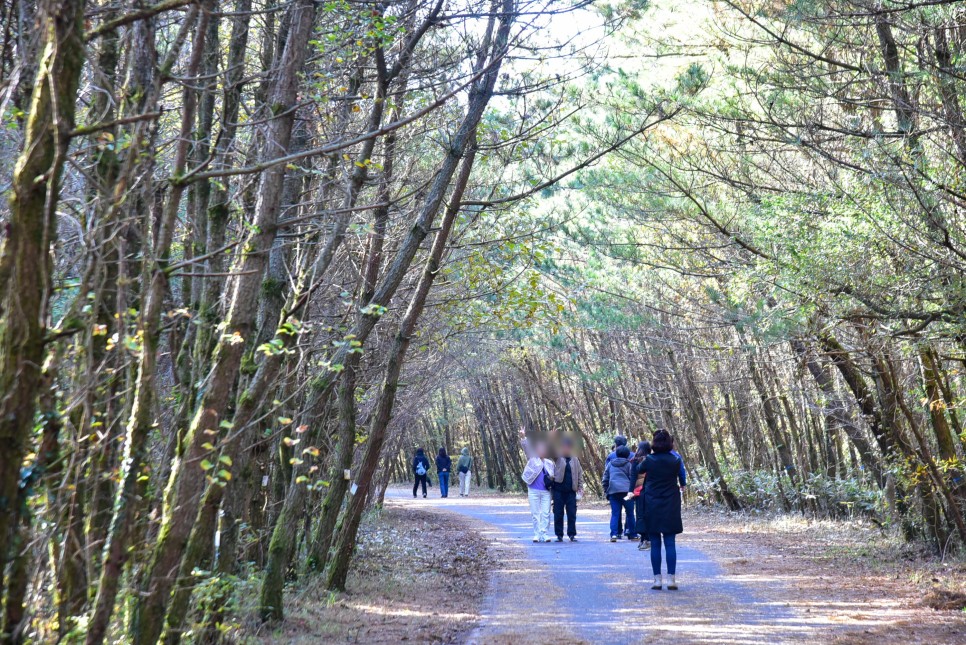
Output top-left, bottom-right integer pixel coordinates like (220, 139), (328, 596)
(456, 447), (473, 497)
(602, 445), (635, 541)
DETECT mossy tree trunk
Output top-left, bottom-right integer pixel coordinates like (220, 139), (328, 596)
(0, 0), (85, 638)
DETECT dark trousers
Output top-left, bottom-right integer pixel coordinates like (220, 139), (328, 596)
(608, 493), (635, 537)
(439, 472), (450, 497)
(649, 533), (677, 575)
(552, 488), (577, 538)
(413, 474), (428, 497)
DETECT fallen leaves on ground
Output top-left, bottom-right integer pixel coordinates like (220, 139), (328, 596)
(685, 507), (966, 644)
(241, 505), (492, 644)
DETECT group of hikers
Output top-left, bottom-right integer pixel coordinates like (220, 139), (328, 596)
(410, 427), (686, 591)
(518, 428), (686, 590)
(412, 446), (474, 498)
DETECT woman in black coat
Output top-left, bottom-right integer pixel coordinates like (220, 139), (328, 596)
(640, 430), (686, 591)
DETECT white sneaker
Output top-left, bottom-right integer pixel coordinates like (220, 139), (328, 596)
(651, 576), (663, 590)
(667, 575), (678, 590)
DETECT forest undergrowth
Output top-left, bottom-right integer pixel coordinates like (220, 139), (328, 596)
(236, 505), (492, 644)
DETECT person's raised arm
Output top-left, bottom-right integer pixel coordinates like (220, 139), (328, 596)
(518, 427), (535, 458)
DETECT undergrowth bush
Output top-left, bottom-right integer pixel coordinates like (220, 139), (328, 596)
(689, 467), (883, 519)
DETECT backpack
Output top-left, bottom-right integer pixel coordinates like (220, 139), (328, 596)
(416, 460), (427, 476)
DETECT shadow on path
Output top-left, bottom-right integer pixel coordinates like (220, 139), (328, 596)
(387, 489), (819, 644)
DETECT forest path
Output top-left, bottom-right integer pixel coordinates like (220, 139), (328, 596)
(386, 489), (817, 644)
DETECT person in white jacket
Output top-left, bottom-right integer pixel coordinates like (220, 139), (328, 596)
(519, 428), (555, 543)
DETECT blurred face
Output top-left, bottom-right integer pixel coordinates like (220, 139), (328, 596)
(534, 440), (548, 459)
(560, 440), (573, 457)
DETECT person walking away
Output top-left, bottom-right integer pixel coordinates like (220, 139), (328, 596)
(551, 435), (583, 542)
(605, 435), (628, 534)
(519, 428), (555, 543)
(456, 447), (473, 497)
(413, 448), (431, 498)
(436, 447), (452, 498)
(605, 435), (628, 466)
(629, 441), (652, 549)
(602, 445), (635, 542)
(641, 430), (686, 590)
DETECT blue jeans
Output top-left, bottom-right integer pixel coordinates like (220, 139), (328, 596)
(649, 533), (676, 575)
(439, 472), (450, 497)
(608, 494), (634, 537)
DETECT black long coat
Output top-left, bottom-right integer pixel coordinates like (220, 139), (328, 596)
(632, 461), (647, 536)
(640, 452), (685, 535)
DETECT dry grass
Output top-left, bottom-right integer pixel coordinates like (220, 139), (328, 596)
(686, 507), (966, 643)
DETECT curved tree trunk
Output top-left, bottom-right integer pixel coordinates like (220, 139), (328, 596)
(0, 0), (86, 636)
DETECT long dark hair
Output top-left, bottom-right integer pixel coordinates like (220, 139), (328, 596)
(651, 430), (674, 454)
(438, 446), (448, 458)
(633, 440), (652, 463)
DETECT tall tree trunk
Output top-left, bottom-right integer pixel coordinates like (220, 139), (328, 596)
(791, 339), (882, 483)
(129, 0), (318, 640)
(668, 351), (741, 510)
(85, 7), (205, 643)
(0, 0), (86, 636)
(326, 136), (480, 591)
(919, 344), (960, 462)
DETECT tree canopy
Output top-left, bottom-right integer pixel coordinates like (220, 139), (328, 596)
(0, 0), (965, 642)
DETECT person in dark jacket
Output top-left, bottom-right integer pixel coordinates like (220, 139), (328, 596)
(630, 441), (652, 550)
(604, 435), (628, 466)
(551, 435), (584, 542)
(436, 447), (452, 498)
(602, 445), (635, 541)
(641, 430), (686, 590)
(412, 448), (431, 498)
